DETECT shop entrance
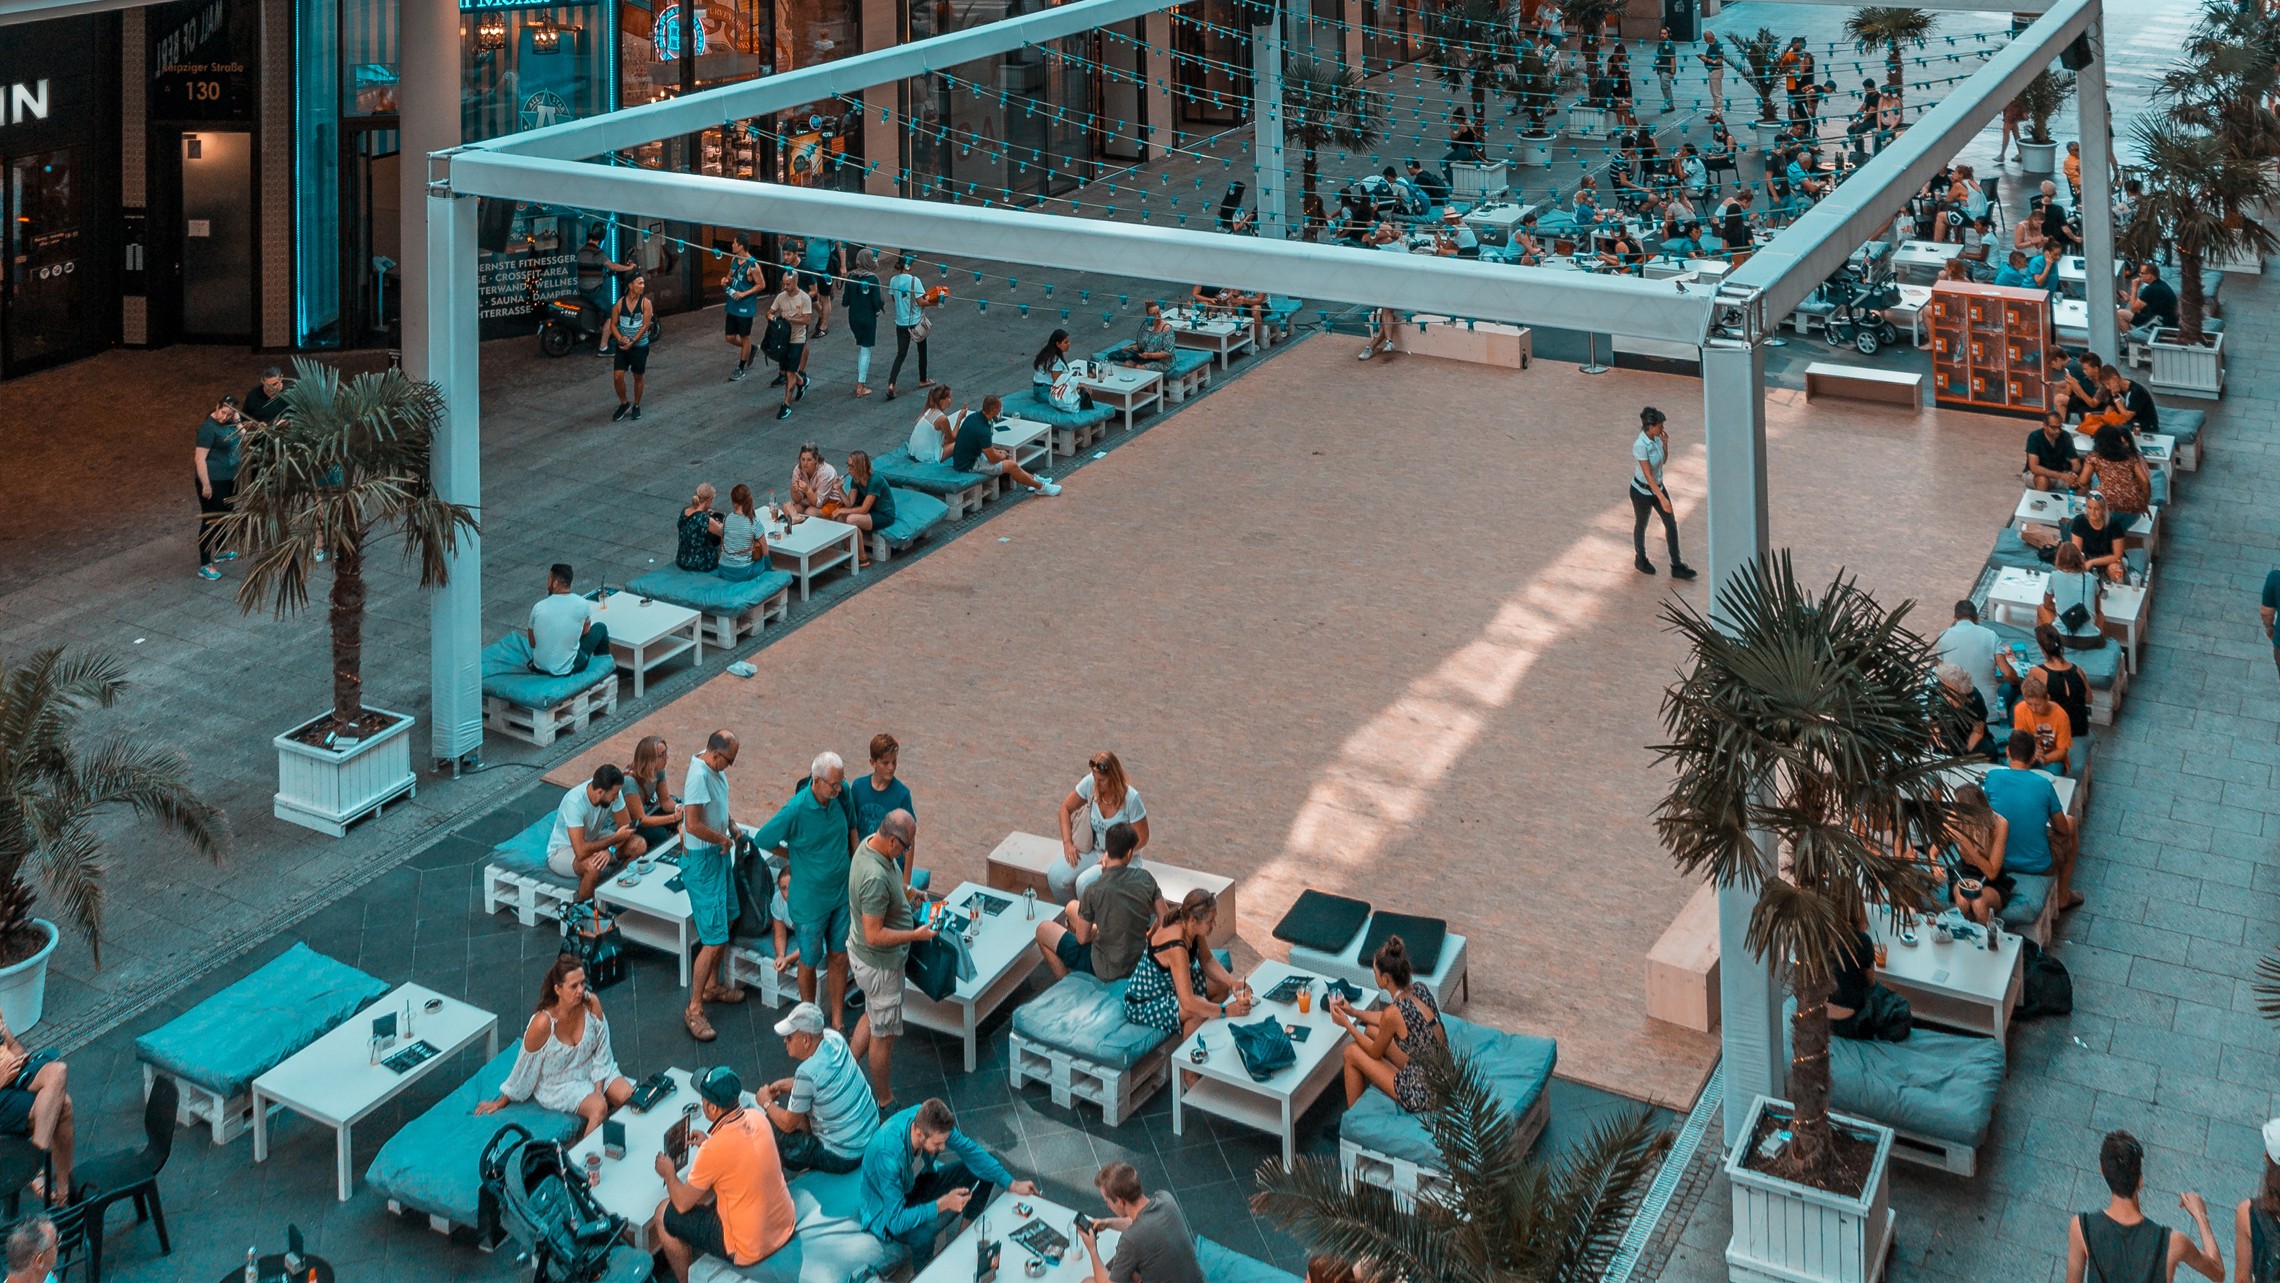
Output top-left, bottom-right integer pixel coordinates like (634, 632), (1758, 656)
(342, 125), (402, 345)
(177, 129), (254, 340)
(2, 148), (89, 377)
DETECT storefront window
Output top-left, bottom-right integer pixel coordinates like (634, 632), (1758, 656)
(1172, 0), (1250, 126)
(906, 0), (1089, 203)
(294, 0), (400, 347)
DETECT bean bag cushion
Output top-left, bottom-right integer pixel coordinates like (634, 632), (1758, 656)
(692, 1169), (904, 1283)
(1019, 388), (1120, 431)
(1198, 1236), (1301, 1283)
(1339, 1015), (1555, 1167)
(1011, 974), (1167, 1071)
(627, 567), (795, 616)
(1989, 622), (2120, 690)
(873, 487), (948, 551)
(871, 451), (994, 497)
(2160, 408), (2204, 447)
(365, 1046), (581, 1228)
(480, 633), (615, 711)
(135, 943), (390, 1099)
(1273, 890), (1373, 954)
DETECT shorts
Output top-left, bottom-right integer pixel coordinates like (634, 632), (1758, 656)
(725, 312), (755, 337)
(1053, 931), (1095, 976)
(792, 901), (851, 965)
(680, 843), (738, 947)
(848, 953), (906, 1036)
(612, 343), (650, 374)
(779, 342), (806, 375)
(0, 1051), (59, 1135)
(960, 456), (1008, 477)
(661, 1202), (734, 1264)
(798, 270), (829, 293)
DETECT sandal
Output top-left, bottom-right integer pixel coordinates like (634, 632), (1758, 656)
(704, 985), (746, 1005)
(684, 1009), (717, 1042)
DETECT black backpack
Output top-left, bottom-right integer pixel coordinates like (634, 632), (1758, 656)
(2014, 939), (2074, 1020)
(478, 1124), (630, 1282)
(561, 901), (628, 991)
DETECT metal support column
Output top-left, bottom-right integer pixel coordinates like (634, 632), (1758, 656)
(1253, 5), (1287, 239)
(1701, 339), (1786, 1145)
(426, 180), (486, 768)
(2076, 12), (2118, 358)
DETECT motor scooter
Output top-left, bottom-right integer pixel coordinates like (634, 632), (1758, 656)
(536, 291), (608, 357)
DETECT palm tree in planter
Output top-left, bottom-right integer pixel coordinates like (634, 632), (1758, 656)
(1507, 43), (1561, 165)
(1560, 0), (1622, 88)
(2010, 67), (2074, 174)
(2118, 114), (2277, 398)
(1654, 556), (1958, 1279)
(214, 360), (479, 836)
(1734, 28), (1788, 140)
(1425, 0), (1518, 125)
(1843, 7), (1935, 89)
(0, 650), (226, 1028)
(1255, 1042), (1668, 1280)
(1284, 55), (1387, 200)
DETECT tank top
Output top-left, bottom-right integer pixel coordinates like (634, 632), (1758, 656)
(614, 301), (650, 347)
(2078, 1211), (2166, 1283)
(2252, 1204), (2280, 1283)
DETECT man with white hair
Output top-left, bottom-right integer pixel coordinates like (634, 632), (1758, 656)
(755, 751), (860, 1031)
(4, 1216), (54, 1283)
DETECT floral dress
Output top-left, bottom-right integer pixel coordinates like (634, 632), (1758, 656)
(676, 509), (720, 571)
(1123, 934), (1206, 1035)
(499, 1005), (622, 1114)
(1387, 982), (1447, 1113)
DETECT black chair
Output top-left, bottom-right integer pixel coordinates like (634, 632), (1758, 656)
(74, 1077), (174, 1282)
(0, 1197), (94, 1282)
(0, 1134), (48, 1219)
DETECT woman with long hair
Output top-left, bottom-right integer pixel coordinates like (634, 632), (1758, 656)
(1329, 936), (1447, 1110)
(1031, 329), (1085, 413)
(2029, 621), (2092, 741)
(2074, 423), (2154, 535)
(1054, 751), (1152, 899)
(2235, 1139), (2280, 1283)
(624, 734), (682, 849)
(840, 451), (896, 567)
(1945, 782), (2011, 926)
(2040, 541), (2107, 650)
(716, 484), (769, 583)
(786, 442), (845, 518)
(907, 383), (957, 462)
(475, 954), (635, 1137)
(1123, 890), (1249, 1041)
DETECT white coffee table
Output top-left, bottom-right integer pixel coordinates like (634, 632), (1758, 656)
(2011, 489), (2157, 543)
(1170, 959), (1378, 1166)
(1984, 565), (2148, 668)
(760, 510), (861, 601)
(595, 591), (702, 698)
(907, 882), (1062, 1073)
(251, 984), (498, 1200)
(1892, 239), (1962, 282)
(993, 416), (1053, 472)
(1866, 910), (2024, 1043)
(1947, 760), (2079, 816)
(567, 1066), (758, 1252)
(1165, 313), (1257, 368)
(597, 842), (697, 987)
(912, 1192), (1116, 1283)
(1076, 367), (1163, 429)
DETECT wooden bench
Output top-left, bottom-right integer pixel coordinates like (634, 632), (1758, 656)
(985, 831), (1236, 947)
(1396, 316), (1532, 369)
(1804, 362), (1923, 408)
(481, 669), (618, 748)
(1646, 883), (1721, 1033)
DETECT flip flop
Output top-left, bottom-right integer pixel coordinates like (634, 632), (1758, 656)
(685, 1009), (717, 1042)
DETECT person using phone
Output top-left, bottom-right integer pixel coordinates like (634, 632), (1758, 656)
(859, 1099), (1036, 1266)
(1077, 1161), (1204, 1283)
(651, 1067), (796, 1283)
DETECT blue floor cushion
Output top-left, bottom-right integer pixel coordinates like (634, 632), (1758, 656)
(1198, 1236), (1300, 1283)
(2160, 408), (2204, 445)
(871, 452), (994, 496)
(366, 1046), (580, 1227)
(628, 567), (796, 616)
(1989, 622), (2119, 690)
(135, 943), (390, 1099)
(1339, 1015), (1555, 1167)
(1829, 1027), (2005, 1147)
(1011, 974), (1166, 1070)
(489, 816), (569, 885)
(1999, 873), (2051, 931)
(1986, 528), (2045, 574)
(480, 633), (615, 710)
(1273, 890), (1373, 954)
(696, 1170), (902, 1283)
(874, 487), (948, 549)
(1018, 389), (1118, 430)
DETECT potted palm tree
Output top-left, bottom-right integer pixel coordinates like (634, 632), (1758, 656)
(1426, 0), (1517, 128)
(2155, 2), (2280, 274)
(1559, 0), (1621, 138)
(0, 650), (226, 1030)
(1654, 556), (1956, 1283)
(2012, 67), (2074, 174)
(1735, 28), (1789, 147)
(216, 360), (480, 837)
(2119, 115), (2276, 398)
(1284, 55), (1387, 199)
(1844, 7), (1936, 87)
(1254, 1043), (1668, 1279)
(1509, 43), (1560, 167)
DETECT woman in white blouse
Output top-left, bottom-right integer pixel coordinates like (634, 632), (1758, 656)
(475, 954), (633, 1137)
(1052, 750), (1151, 899)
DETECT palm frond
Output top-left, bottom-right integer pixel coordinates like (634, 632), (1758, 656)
(2255, 952), (2280, 1026)
(1253, 1156), (1480, 1283)
(1538, 1111), (1672, 1283)
(1411, 1040), (1530, 1225)
(67, 737), (230, 866)
(26, 817), (105, 964)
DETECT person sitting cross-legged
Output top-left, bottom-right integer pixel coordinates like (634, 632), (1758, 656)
(757, 1002), (878, 1175)
(1036, 821), (1160, 982)
(1114, 301), (1178, 372)
(860, 1099), (1038, 1267)
(0, 1017), (70, 1207)
(548, 764), (648, 903)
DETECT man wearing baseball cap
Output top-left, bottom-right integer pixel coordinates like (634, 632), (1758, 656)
(759, 1002), (878, 1174)
(652, 1066), (796, 1281)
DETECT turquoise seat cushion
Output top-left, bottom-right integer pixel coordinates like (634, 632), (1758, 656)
(1986, 528), (2044, 574)
(1265, 295), (1303, 327)
(698, 1170), (903, 1282)
(1090, 347), (1213, 381)
(1339, 1015), (1555, 1167)
(2160, 408), (2203, 445)
(627, 567), (795, 616)
(1198, 1237), (1300, 1283)
(1784, 999), (2005, 1146)
(2149, 470), (2170, 507)
(1019, 389), (1119, 430)
(134, 942), (390, 1098)
(1989, 622), (2119, 690)
(480, 633), (615, 710)
(871, 451), (994, 496)
(490, 816), (572, 887)
(1011, 973), (1167, 1070)
(365, 1046), (581, 1227)
(875, 487), (948, 549)
(1999, 873), (2051, 931)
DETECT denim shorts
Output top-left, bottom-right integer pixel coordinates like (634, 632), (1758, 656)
(792, 901), (852, 965)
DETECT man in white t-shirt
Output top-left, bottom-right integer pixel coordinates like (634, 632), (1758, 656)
(527, 563), (607, 677)
(549, 764), (646, 903)
(1934, 599), (2010, 716)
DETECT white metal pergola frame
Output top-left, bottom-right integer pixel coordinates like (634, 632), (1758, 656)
(410, 0), (2110, 1133)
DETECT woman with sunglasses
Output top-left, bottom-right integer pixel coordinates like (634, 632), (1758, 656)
(1052, 751), (1150, 900)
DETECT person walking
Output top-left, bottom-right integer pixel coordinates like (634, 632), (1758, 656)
(886, 255), (931, 400)
(1628, 406), (1696, 579)
(2235, 1121), (2280, 1283)
(723, 236), (766, 381)
(1653, 29), (1679, 114)
(193, 394), (246, 581)
(608, 273), (654, 421)
(767, 273), (814, 421)
(2065, 1130), (2224, 1283)
(844, 249), (884, 397)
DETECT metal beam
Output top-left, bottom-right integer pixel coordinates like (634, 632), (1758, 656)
(1727, 0), (2096, 322)
(1746, 0), (2047, 10)
(483, 0), (1185, 162)
(445, 149), (1724, 344)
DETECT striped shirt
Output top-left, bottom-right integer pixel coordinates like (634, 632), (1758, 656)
(789, 1031), (878, 1157)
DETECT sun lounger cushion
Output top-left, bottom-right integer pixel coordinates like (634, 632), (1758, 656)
(1338, 1015), (1555, 1167)
(1272, 890), (1373, 954)
(134, 943), (390, 1100)
(873, 487), (949, 551)
(627, 567), (796, 617)
(2159, 408), (2203, 446)
(490, 816), (573, 887)
(1011, 973), (1167, 1070)
(693, 1170), (905, 1283)
(1019, 389), (1119, 431)
(365, 1046), (581, 1227)
(870, 451), (995, 496)
(1198, 1237), (1301, 1283)
(1830, 1026), (2006, 1147)
(480, 633), (616, 710)
(1357, 912), (1447, 975)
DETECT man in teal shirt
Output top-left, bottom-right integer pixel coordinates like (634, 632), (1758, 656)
(756, 751), (857, 1031)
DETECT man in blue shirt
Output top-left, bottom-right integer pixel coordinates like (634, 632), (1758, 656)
(1980, 732), (2081, 911)
(756, 752), (859, 1031)
(860, 1099), (1036, 1264)
(847, 733), (916, 867)
(1992, 249), (2035, 290)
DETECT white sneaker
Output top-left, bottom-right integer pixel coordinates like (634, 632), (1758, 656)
(1036, 480), (1062, 496)
(1358, 345), (1375, 360)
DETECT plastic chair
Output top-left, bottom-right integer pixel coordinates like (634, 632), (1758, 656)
(1981, 175), (2006, 232)
(75, 1077), (174, 1281)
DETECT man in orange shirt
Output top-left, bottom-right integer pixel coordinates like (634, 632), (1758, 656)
(653, 1066), (798, 1282)
(2010, 670), (2074, 775)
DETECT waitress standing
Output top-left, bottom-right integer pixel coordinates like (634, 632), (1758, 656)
(1629, 406), (1698, 581)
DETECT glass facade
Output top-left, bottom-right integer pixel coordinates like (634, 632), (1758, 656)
(0, 15), (121, 379)
(905, 0), (1090, 204)
(292, 0), (397, 346)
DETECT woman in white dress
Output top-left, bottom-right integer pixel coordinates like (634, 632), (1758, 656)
(1052, 750), (1152, 899)
(475, 954), (634, 1137)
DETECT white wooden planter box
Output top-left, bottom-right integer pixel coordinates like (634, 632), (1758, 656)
(2148, 329), (2225, 400)
(1726, 1096), (1896, 1283)
(1565, 106), (1611, 140)
(274, 707), (418, 837)
(1518, 135), (1554, 168)
(1450, 159), (1509, 200)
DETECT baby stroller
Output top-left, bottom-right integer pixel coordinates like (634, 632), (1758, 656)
(1822, 262), (1903, 355)
(479, 1124), (651, 1283)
